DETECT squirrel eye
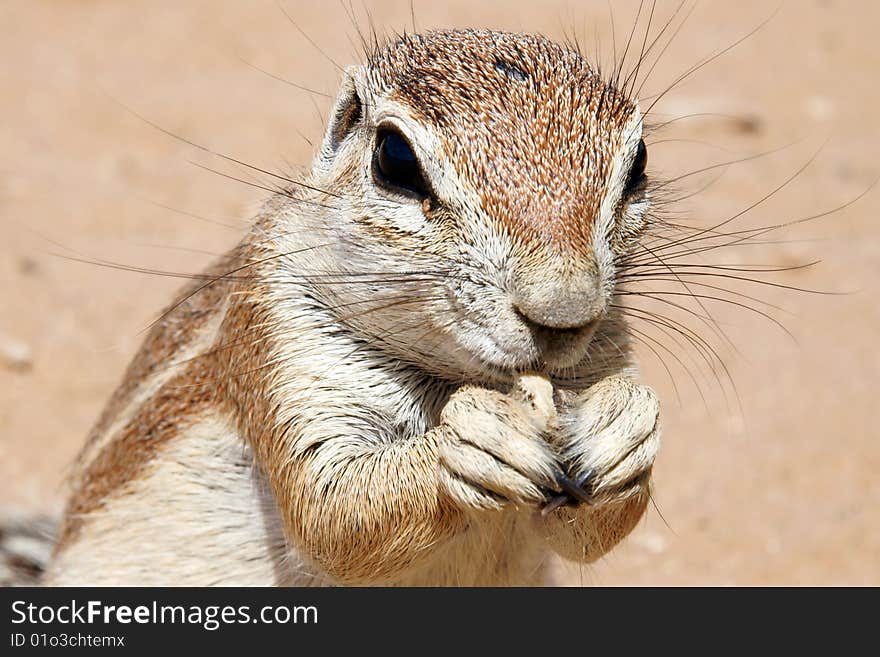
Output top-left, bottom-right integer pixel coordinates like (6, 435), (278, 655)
(374, 129), (430, 198)
(624, 139), (648, 196)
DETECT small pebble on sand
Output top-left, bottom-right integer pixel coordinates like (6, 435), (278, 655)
(0, 336), (33, 372)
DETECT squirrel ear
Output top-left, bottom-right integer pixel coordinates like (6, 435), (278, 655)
(324, 67), (363, 154)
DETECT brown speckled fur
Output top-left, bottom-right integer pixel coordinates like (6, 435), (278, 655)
(370, 31), (634, 255)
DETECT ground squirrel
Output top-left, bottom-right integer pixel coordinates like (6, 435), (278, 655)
(39, 29), (661, 586)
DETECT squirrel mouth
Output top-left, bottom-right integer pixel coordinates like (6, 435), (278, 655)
(443, 293), (602, 375)
(479, 319), (600, 373)
(512, 306), (600, 361)
(528, 321), (599, 369)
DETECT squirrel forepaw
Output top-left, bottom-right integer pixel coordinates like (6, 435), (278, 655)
(437, 376), (562, 512)
(546, 377), (660, 513)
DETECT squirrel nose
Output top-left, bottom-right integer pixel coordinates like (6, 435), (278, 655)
(512, 301), (599, 333)
(511, 273), (605, 331)
(512, 305), (588, 334)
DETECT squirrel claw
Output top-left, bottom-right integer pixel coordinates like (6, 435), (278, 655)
(541, 469), (595, 516)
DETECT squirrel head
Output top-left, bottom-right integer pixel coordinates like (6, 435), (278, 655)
(291, 30), (648, 379)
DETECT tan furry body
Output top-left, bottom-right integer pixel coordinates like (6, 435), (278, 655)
(46, 30), (660, 586)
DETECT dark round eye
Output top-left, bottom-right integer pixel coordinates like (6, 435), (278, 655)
(373, 129), (430, 198)
(624, 139), (648, 196)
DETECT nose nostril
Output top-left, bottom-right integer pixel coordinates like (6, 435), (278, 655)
(512, 305), (589, 335)
(511, 305), (530, 323)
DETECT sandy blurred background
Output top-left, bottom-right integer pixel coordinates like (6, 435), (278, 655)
(1, 0), (877, 585)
